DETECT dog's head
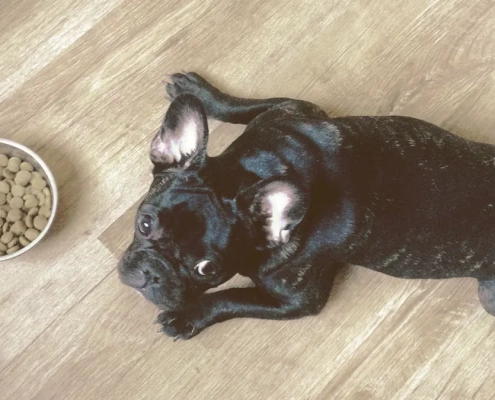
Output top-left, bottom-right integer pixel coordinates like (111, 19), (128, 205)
(119, 94), (308, 310)
(119, 94), (238, 310)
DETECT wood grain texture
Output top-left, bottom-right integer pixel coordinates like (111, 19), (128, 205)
(1, 0), (494, 399)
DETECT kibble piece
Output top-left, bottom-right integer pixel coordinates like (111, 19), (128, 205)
(9, 196), (23, 209)
(7, 237), (18, 248)
(36, 192), (45, 206)
(38, 206), (50, 218)
(0, 209), (6, 219)
(2, 221), (10, 233)
(25, 228), (40, 241)
(31, 171), (42, 181)
(0, 241), (7, 251)
(0, 181), (9, 194)
(28, 207), (39, 216)
(6, 193), (12, 203)
(33, 215), (48, 231)
(11, 220), (27, 236)
(1, 205), (11, 213)
(43, 187), (50, 197)
(2, 168), (15, 179)
(19, 236), (30, 247)
(7, 157), (21, 173)
(6, 245), (20, 255)
(0, 154), (8, 167)
(45, 195), (51, 209)
(24, 196), (38, 208)
(1, 231), (14, 244)
(32, 178), (47, 190)
(30, 186), (41, 195)
(7, 208), (23, 222)
(0, 217), (3, 227)
(14, 170), (32, 186)
(3, 169), (14, 179)
(11, 185), (25, 197)
(25, 215), (33, 228)
(0, 193), (5, 205)
(20, 162), (34, 172)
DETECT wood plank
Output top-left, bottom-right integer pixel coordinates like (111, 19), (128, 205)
(1, 0), (495, 398)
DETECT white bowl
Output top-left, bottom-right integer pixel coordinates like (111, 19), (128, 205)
(0, 139), (58, 261)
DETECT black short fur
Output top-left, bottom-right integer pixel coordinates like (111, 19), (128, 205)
(118, 72), (495, 340)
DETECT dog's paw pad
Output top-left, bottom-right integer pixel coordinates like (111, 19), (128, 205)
(157, 311), (197, 340)
(165, 72), (207, 101)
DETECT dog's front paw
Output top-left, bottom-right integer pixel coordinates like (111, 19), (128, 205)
(156, 310), (201, 341)
(164, 72), (219, 103)
(166, 72), (210, 100)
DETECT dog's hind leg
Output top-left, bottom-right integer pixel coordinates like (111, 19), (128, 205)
(478, 279), (495, 316)
(165, 72), (327, 125)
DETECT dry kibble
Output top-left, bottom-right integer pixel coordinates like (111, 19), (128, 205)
(38, 206), (50, 218)
(14, 170), (31, 186)
(36, 192), (45, 206)
(9, 196), (23, 209)
(3, 169), (14, 180)
(28, 207), (39, 216)
(11, 220), (27, 236)
(24, 196), (38, 208)
(1, 231), (13, 244)
(33, 215), (48, 231)
(19, 236), (30, 247)
(0, 153), (52, 255)
(6, 246), (20, 255)
(32, 178), (47, 190)
(0, 154), (8, 167)
(20, 162), (34, 172)
(11, 185), (25, 197)
(25, 215), (33, 228)
(7, 208), (22, 222)
(31, 171), (42, 181)
(25, 228), (40, 241)
(7, 157), (21, 173)
(0, 181), (9, 194)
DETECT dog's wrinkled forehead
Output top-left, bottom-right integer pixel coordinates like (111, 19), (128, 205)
(141, 173), (232, 250)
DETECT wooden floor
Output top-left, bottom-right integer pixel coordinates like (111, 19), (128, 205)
(1, 0), (495, 398)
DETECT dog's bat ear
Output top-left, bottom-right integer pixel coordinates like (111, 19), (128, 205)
(150, 94), (208, 170)
(248, 179), (308, 248)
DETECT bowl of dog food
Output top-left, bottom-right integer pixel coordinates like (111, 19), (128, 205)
(0, 139), (58, 261)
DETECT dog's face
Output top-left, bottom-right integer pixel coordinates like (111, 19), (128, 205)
(119, 94), (237, 310)
(119, 94), (308, 310)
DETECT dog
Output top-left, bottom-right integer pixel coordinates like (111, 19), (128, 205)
(118, 72), (495, 340)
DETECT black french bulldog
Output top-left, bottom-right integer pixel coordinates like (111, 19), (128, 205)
(118, 72), (495, 340)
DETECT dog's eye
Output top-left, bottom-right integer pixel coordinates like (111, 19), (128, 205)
(138, 214), (153, 236)
(195, 260), (217, 276)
